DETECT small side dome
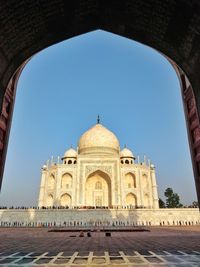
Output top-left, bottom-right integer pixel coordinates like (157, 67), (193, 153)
(120, 148), (135, 159)
(150, 164), (155, 169)
(42, 164), (47, 170)
(63, 148), (77, 158)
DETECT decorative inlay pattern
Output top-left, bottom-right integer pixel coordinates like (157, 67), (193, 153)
(85, 165), (112, 176)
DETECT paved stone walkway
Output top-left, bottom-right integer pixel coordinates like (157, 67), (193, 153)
(0, 250), (200, 266)
(0, 226), (200, 266)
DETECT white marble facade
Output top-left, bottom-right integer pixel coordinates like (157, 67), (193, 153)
(38, 122), (159, 209)
(1, 208), (199, 227)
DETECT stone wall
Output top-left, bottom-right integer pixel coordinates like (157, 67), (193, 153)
(0, 208), (199, 227)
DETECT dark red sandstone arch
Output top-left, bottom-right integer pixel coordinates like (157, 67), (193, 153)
(0, 0), (200, 204)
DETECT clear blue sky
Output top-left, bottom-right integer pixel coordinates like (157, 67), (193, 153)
(0, 30), (196, 206)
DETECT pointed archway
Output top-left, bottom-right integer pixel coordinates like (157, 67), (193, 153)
(60, 193), (72, 206)
(85, 170), (111, 206)
(125, 193), (137, 207)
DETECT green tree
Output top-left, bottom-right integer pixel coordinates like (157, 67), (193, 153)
(159, 198), (165, 208)
(164, 187), (183, 208)
(189, 201), (199, 208)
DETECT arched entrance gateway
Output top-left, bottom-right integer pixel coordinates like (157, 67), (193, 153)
(0, 1), (200, 205)
(85, 170), (111, 207)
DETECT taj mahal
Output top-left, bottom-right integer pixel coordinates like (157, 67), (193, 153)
(0, 119), (199, 227)
(38, 119), (159, 209)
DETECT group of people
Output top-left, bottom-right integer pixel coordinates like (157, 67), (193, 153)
(79, 230), (91, 237)
(0, 219), (199, 228)
(0, 205), (144, 210)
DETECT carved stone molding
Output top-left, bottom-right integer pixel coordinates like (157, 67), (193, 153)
(85, 165), (112, 177)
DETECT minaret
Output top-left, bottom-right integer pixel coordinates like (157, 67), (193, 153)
(150, 164), (159, 209)
(38, 165), (47, 207)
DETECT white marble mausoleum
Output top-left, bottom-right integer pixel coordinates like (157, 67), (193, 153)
(38, 120), (159, 209)
(0, 120), (199, 227)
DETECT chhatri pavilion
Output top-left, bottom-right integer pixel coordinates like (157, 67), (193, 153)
(38, 118), (159, 209)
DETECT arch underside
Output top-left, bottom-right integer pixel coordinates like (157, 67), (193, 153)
(0, 1), (200, 204)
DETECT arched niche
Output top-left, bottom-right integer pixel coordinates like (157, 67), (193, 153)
(47, 194), (53, 207)
(61, 173), (72, 189)
(85, 170), (111, 206)
(125, 172), (136, 188)
(48, 174), (55, 189)
(60, 193), (71, 206)
(125, 193), (137, 207)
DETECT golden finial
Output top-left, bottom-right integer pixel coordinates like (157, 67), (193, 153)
(97, 115), (100, 124)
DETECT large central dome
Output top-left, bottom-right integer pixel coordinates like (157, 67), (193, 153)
(78, 123), (120, 155)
